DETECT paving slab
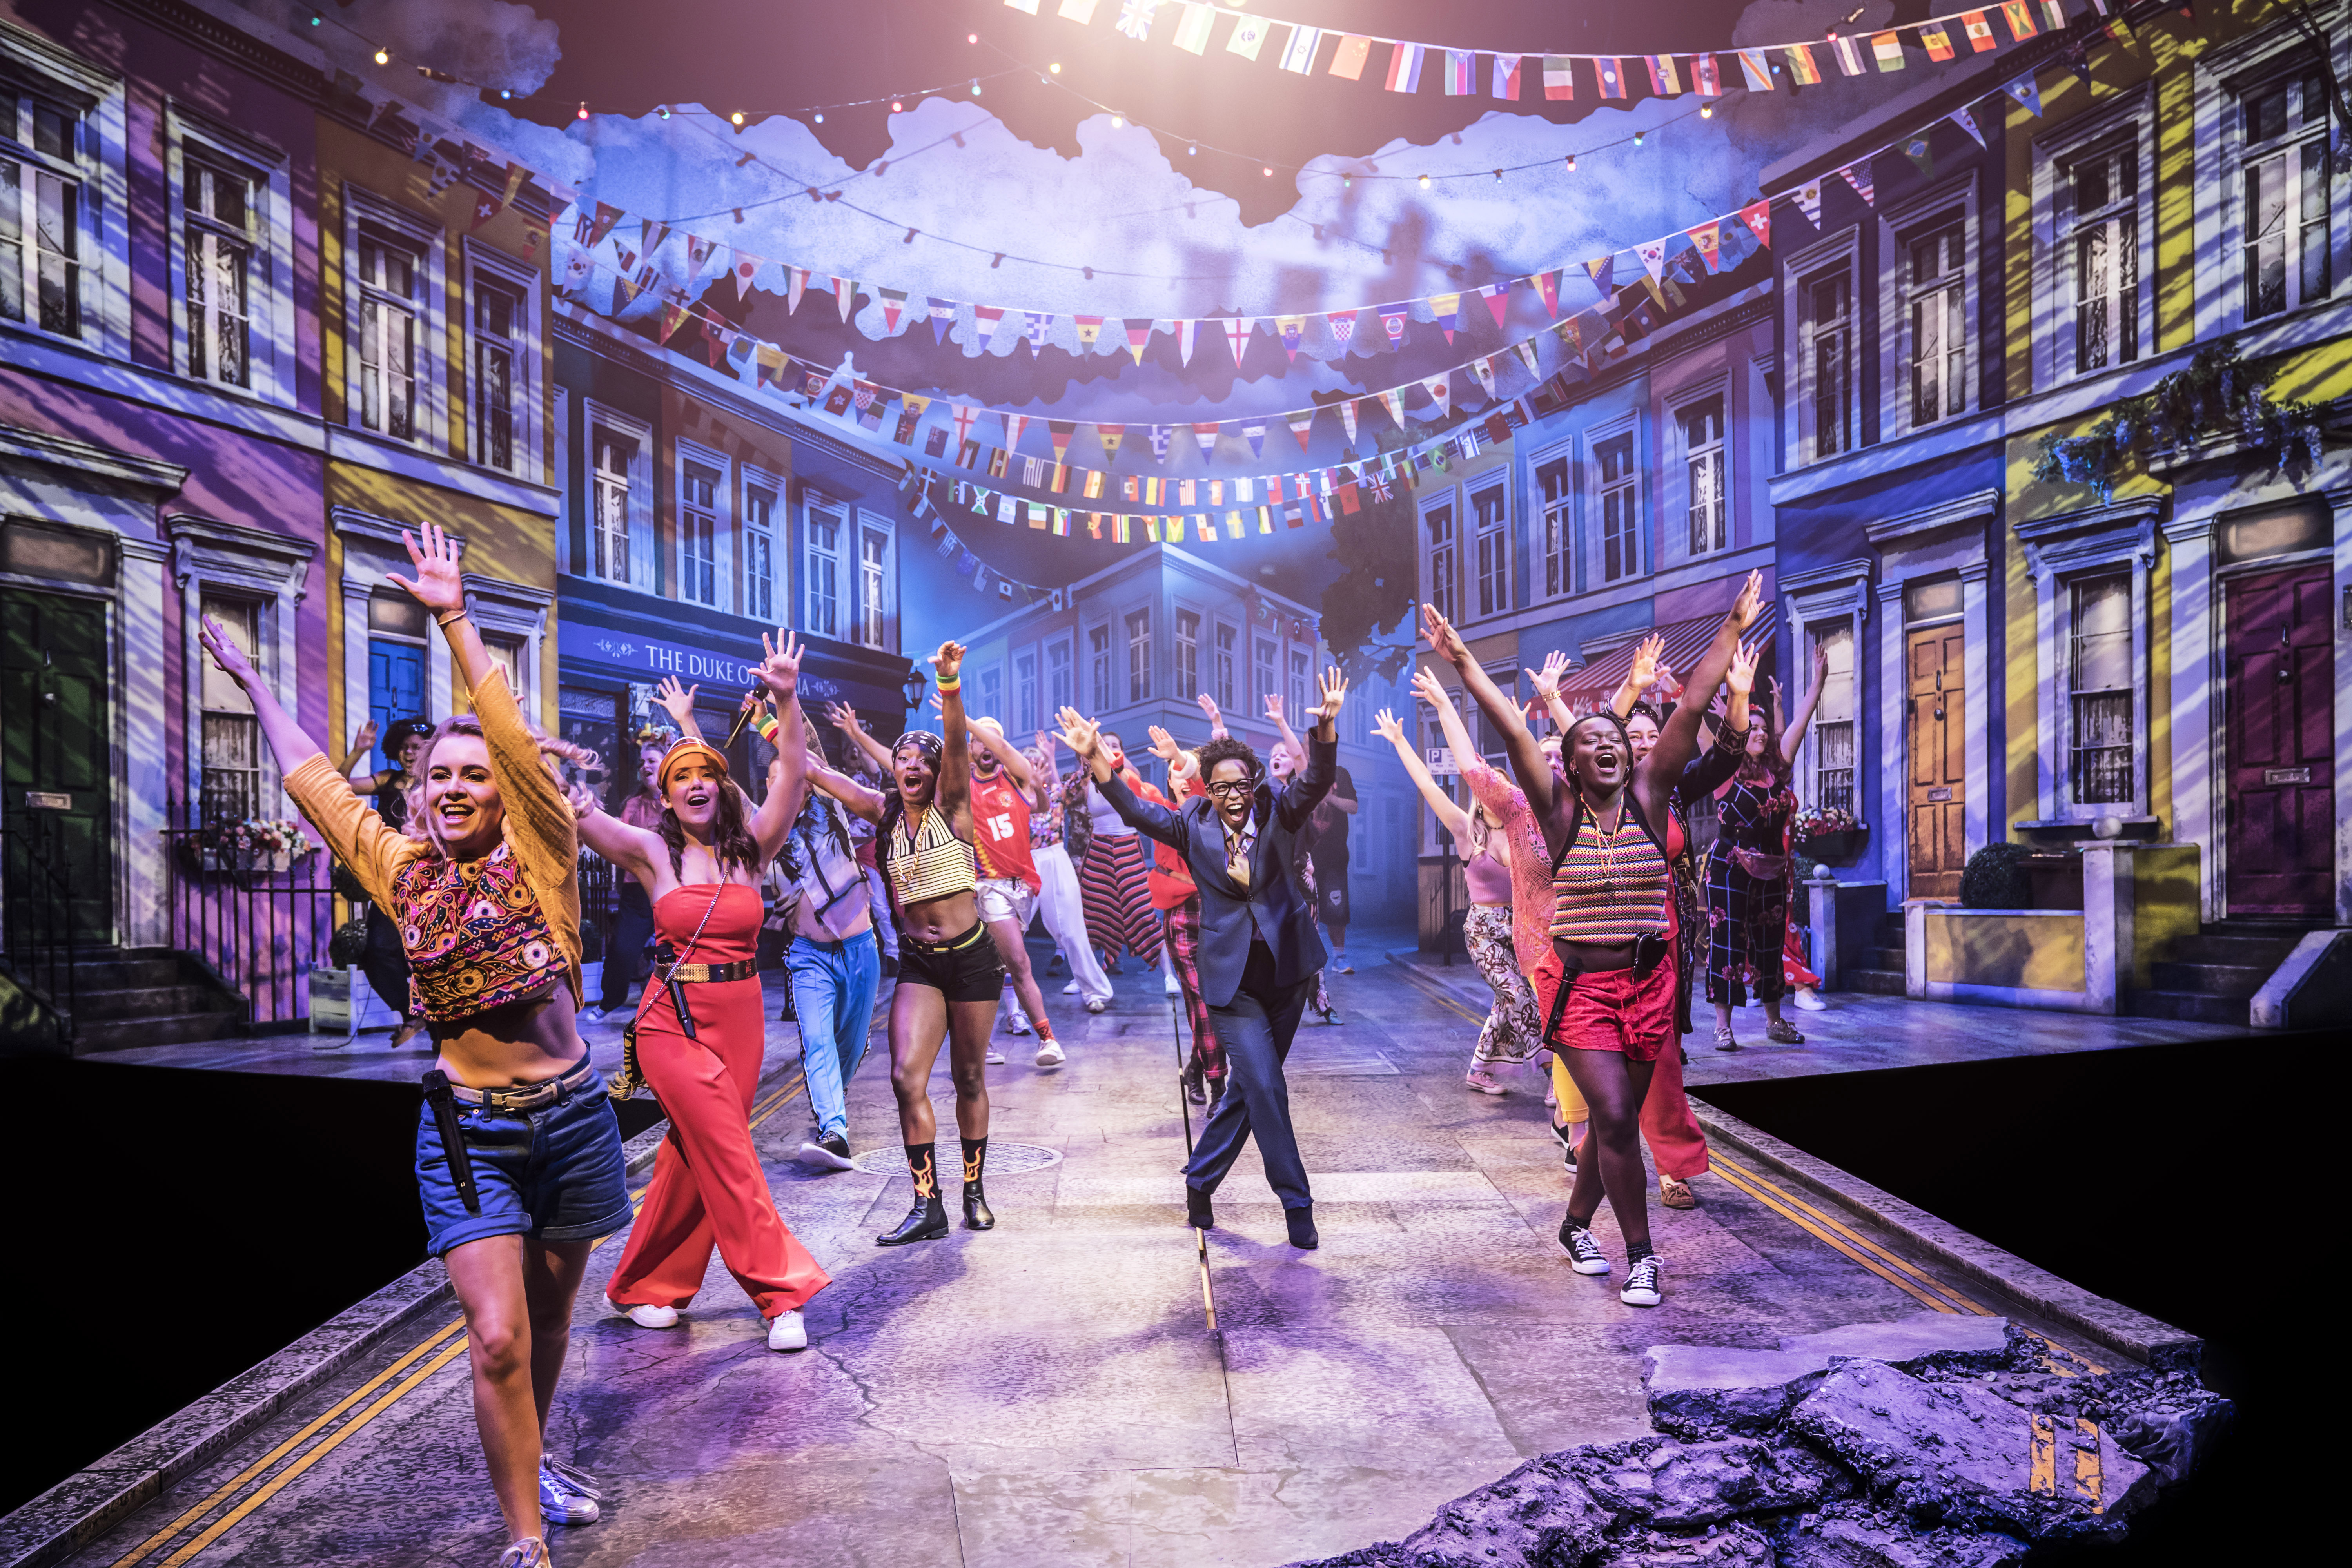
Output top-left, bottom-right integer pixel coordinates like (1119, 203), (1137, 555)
(31, 937), (2156, 1568)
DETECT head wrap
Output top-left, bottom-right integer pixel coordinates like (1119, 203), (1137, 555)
(657, 738), (731, 793)
(891, 730), (944, 765)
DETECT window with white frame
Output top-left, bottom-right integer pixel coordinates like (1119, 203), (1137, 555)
(1536, 455), (1573, 598)
(1125, 607), (1151, 703)
(1811, 622), (1856, 814)
(1014, 646), (1038, 733)
(588, 419), (641, 586)
(742, 478), (777, 622)
(804, 495), (845, 637)
(181, 147), (260, 388)
(1472, 483), (1508, 617)
(678, 456), (723, 609)
(857, 520), (892, 650)
(976, 664), (1003, 728)
(470, 275), (523, 472)
(2067, 573), (2134, 805)
(1088, 623), (1112, 711)
(1252, 635), (1276, 710)
(354, 221), (427, 441)
(198, 592), (263, 824)
(1681, 399), (1727, 557)
(0, 77), (86, 338)
(481, 632), (524, 698)
(1288, 647), (1310, 720)
(2239, 62), (2334, 320)
(2065, 143), (2139, 373)
(1905, 220), (1968, 421)
(1175, 607), (1200, 699)
(1213, 620), (1236, 709)
(1047, 633), (1073, 714)
(1595, 433), (1639, 583)
(1802, 267), (1854, 460)
(1424, 499), (1459, 623)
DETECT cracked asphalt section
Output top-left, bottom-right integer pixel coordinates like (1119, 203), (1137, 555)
(61, 951), (2144, 1568)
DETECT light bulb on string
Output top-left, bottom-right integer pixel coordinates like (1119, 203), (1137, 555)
(813, 111), (824, 123)
(657, 105), (671, 118)
(1566, 153), (1576, 171)
(1700, 102), (1713, 119)
(1633, 131), (1644, 147)
(891, 100), (904, 113)
(732, 111), (747, 126)
(1109, 114), (1123, 127)
(967, 32), (978, 43)
(1049, 62), (1061, 74)
(1418, 173), (1431, 189)
(374, 46), (389, 64)
(575, 101), (589, 121)
(307, 12), (321, 25)
(1492, 169), (1503, 181)
(1263, 166), (1273, 177)
(1187, 142), (1197, 156)
(971, 79), (982, 96)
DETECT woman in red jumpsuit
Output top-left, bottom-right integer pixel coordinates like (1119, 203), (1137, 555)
(572, 632), (831, 1352)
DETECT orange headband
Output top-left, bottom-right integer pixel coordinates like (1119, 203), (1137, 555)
(657, 739), (730, 792)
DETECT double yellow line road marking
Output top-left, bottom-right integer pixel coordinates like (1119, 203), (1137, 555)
(111, 1071), (807, 1568)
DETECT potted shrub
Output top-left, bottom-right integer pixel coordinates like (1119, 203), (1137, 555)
(1791, 806), (1867, 868)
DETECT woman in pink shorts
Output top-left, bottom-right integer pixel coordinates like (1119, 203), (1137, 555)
(1419, 573), (1762, 1307)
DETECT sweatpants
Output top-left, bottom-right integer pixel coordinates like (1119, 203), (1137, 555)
(1034, 842), (1114, 1004)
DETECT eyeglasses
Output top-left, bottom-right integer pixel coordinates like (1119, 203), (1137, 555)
(1204, 779), (1255, 798)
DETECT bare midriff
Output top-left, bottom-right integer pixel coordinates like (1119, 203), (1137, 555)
(429, 984), (588, 1089)
(898, 888), (979, 945)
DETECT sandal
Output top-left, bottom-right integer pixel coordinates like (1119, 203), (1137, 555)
(1765, 1018), (1806, 1045)
(1713, 1024), (1740, 1053)
(1659, 1175), (1697, 1210)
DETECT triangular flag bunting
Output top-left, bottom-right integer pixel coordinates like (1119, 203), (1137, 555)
(1276, 314), (1307, 362)
(2004, 74), (2043, 116)
(1379, 387), (1406, 428)
(1425, 375), (1450, 417)
(1471, 357), (1498, 399)
(972, 305), (1005, 350)
(730, 250), (763, 299)
(1123, 318), (1154, 365)
(1379, 305), (1410, 347)
(1687, 221), (1723, 274)
(877, 288), (907, 334)
(1192, 422), (1220, 457)
(1792, 179), (1824, 227)
(1286, 409), (1314, 451)
(1176, 319), (1199, 364)
(1097, 424), (1125, 462)
(1739, 198), (1773, 249)
(1951, 106), (1986, 147)
(1479, 283), (1511, 328)
(1902, 134), (1934, 178)
(929, 298), (958, 343)
(832, 276), (855, 321)
(1225, 317), (1251, 367)
(1338, 400), (1358, 443)
(1838, 159), (1875, 206)
(1429, 292), (1461, 343)
(1535, 269), (1561, 318)
(1327, 309), (1359, 346)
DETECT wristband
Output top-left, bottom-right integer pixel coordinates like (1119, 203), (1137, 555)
(436, 609), (468, 627)
(935, 675), (962, 692)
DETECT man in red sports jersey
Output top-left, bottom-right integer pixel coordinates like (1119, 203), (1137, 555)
(965, 717), (1065, 1068)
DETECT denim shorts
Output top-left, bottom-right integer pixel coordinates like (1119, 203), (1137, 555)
(416, 1063), (633, 1257)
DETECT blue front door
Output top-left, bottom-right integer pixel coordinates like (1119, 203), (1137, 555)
(368, 639), (426, 769)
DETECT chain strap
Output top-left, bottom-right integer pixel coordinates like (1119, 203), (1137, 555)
(608, 877), (726, 1103)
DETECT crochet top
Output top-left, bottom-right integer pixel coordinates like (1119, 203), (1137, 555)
(1548, 800), (1671, 944)
(887, 804), (978, 909)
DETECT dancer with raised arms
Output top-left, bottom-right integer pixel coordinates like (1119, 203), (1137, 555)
(1421, 572), (1762, 1308)
(806, 642), (1007, 1244)
(201, 522), (627, 1567)
(568, 631), (832, 1353)
(1055, 664), (1348, 1250)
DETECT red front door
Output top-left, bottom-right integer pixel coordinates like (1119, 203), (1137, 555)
(2225, 563), (2335, 919)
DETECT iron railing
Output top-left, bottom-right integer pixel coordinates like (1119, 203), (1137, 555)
(0, 818), (79, 1047)
(164, 807), (338, 1029)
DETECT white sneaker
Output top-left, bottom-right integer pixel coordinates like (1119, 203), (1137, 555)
(1062, 980), (1081, 995)
(606, 1296), (678, 1329)
(1035, 1038), (1066, 1068)
(1332, 951), (1352, 973)
(1007, 1011), (1033, 1036)
(766, 1308), (808, 1352)
(538, 1460), (601, 1526)
(1164, 975), (1182, 996)
(1084, 997), (1107, 1014)
(1620, 1253), (1664, 1308)
(577, 1005), (606, 1024)
(985, 1045), (1006, 1065)
(1793, 987), (1828, 1012)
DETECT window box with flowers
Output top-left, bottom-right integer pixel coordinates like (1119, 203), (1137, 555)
(188, 817), (318, 876)
(1792, 806), (1868, 867)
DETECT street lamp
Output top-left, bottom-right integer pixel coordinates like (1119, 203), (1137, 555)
(901, 666), (929, 713)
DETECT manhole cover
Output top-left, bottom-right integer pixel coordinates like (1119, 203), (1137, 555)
(848, 1142), (1063, 1177)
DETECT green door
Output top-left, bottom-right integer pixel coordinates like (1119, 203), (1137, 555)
(2, 590), (113, 943)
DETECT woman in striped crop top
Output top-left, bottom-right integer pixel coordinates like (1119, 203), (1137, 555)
(202, 523), (630, 1564)
(803, 640), (1010, 1247)
(1421, 572), (1764, 1312)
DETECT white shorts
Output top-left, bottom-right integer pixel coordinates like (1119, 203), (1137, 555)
(975, 877), (1038, 930)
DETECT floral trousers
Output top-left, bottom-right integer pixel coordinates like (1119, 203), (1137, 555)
(1462, 903), (1542, 1067)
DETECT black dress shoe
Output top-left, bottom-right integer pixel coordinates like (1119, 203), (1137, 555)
(1181, 1062), (1207, 1104)
(962, 1185), (996, 1231)
(1285, 1205), (1319, 1250)
(1186, 1184), (1214, 1230)
(875, 1194), (948, 1246)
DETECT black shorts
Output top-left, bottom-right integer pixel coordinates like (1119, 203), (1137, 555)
(1312, 857), (1350, 926)
(897, 921), (1006, 1002)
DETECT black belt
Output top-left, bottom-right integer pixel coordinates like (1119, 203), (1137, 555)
(650, 951), (758, 983)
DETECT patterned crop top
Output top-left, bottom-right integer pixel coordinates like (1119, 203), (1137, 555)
(887, 804), (978, 909)
(285, 668), (584, 1023)
(1548, 801), (1671, 945)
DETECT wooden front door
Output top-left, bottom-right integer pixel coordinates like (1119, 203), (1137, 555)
(1, 589), (114, 942)
(2225, 563), (2335, 918)
(1906, 624), (1967, 900)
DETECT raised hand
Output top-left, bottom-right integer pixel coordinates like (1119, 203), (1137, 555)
(654, 675), (700, 725)
(1034, 728), (1056, 754)
(562, 780), (599, 823)
(386, 521), (466, 614)
(1261, 691), (1285, 724)
(1372, 707), (1406, 744)
(1053, 705), (1101, 760)
(1813, 641), (1831, 684)
(1145, 724), (1182, 762)
(351, 719), (379, 759)
(932, 639), (966, 684)
(1729, 569), (1764, 632)
(1626, 633), (1666, 693)
(197, 613), (263, 690)
(1727, 639), (1762, 697)
(1410, 666), (1450, 710)
(1653, 661), (1679, 697)
(824, 701), (863, 735)
(1419, 601), (1468, 664)
(1196, 692), (1227, 739)
(755, 628), (803, 702)
(1311, 665), (1349, 722)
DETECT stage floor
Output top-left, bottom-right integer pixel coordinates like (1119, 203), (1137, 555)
(55, 944), (2149, 1568)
